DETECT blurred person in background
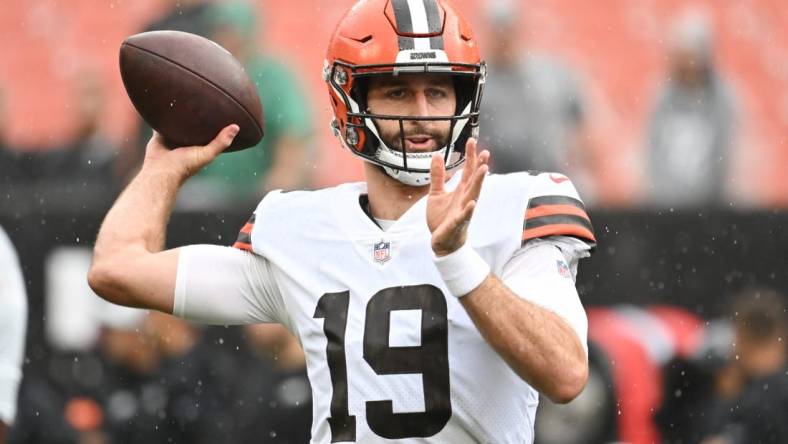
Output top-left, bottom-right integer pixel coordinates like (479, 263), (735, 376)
(645, 11), (737, 209)
(10, 309), (245, 444)
(0, 72), (119, 214)
(9, 305), (154, 444)
(176, 0), (314, 209)
(65, 72), (120, 188)
(0, 226), (28, 444)
(479, 0), (593, 186)
(0, 87), (18, 195)
(139, 313), (245, 444)
(655, 318), (737, 443)
(700, 288), (788, 444)
(233, 323), (311, 443)
(39, 71), (120, 208)
(0, 88), (34, 197)
(144, 0), (214, 36)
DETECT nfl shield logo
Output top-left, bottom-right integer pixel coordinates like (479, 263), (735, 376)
(556, 260), (571, 278)
(373, 240), (391, 264)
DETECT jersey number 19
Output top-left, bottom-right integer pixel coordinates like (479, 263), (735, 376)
(314, 285), (452, 442)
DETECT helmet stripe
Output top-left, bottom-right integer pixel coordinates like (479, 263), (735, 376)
(408, 0), (444, 50)
(420, 0), (443, 49)
(422, 0), (442, 34)
(398, 36), (416, 50)
(391, 0), (414, 34)
(391, 0), (415, 50)
(392, 0), (444, 51)
(429, 36), (444, 50)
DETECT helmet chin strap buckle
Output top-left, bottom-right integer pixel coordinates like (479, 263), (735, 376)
(346, 127), (359, 146)
(330, 119), (341, 137)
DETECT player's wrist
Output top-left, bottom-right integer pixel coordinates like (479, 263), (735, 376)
(433, 243), (490, 298)
(431, 236), (465, 258)
(139, 160), (191, 186)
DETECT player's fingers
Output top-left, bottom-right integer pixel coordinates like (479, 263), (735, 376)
(430, 153), (446, 195)
(204, 124), (240, 156)
(145, 131), (169, 152)
(151, 131), (165, 144)
(461, 199), (477, 223)
(478, 149), (490, 167)
(462, 138), (478, 184)
(463, 163), (488, 205)
(450, 200), (477, 232)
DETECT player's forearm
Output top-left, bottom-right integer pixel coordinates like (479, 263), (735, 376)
(89, 127), (237, 309)
(460, 275), (588, 403)
(94, 165), (183, 257)
(89, 165), (184, 304)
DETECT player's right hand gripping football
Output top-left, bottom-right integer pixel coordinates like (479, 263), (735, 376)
(143, 124), (239, 179)
(427, 138), (490, 256)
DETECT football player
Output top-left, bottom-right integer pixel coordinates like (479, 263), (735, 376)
(89, 0), (596, 442)
(0, 225), (28, 444)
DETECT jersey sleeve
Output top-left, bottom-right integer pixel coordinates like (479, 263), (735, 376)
(0, 227), (27, 424)
(232, 213), (255, 252)
(501, 238), (589, 355)
(522, 173), (596, 250)
(174, 244), (291, 329)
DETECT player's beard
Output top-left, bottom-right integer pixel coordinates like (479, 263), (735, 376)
(375, 119), (452, 153)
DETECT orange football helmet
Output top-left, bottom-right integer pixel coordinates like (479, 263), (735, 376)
(324, 0), (486, 186)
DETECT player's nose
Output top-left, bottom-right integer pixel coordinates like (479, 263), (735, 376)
(412, 90), (432, 116)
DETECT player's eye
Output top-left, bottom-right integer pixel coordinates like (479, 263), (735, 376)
(386, 88), (407, 99)
(426, 88), (448, 99)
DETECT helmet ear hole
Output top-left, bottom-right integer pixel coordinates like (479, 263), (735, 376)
(350, 77), (369, 111)
(349, 77), (382, 157)
(453, 76), (476, 114)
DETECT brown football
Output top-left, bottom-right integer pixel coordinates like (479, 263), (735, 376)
(119, 30), (264, 152)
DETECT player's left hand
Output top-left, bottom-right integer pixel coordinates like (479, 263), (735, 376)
(427, 138), (490, 257)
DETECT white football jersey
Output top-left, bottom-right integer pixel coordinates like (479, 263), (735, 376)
(0, 225), (28, 425)
(176, 171), (595, 443)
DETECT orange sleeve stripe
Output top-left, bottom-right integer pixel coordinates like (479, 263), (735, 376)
(525, 204), (590, 221)
(232, 241), (252, 252)
(240, 223), (254, 234)
(522, 224), (596, 243)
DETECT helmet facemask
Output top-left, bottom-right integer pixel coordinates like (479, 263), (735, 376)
(326, 60), (486, 186)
